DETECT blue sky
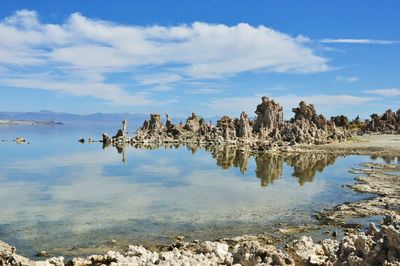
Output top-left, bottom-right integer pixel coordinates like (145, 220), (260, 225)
(0, 0), (399, 119)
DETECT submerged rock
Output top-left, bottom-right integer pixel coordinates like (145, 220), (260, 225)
(15, 137), (26, 144)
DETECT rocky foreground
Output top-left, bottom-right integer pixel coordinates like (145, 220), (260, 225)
(1, 212), (399, 266)
(102, 96), (348, 151)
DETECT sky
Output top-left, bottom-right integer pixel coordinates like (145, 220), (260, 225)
(0, 0), (399, 119)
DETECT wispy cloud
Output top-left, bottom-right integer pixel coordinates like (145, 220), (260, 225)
(319, 38), (400, 45)
(0, 10), (330, 105)
(134, 74), (183, 85)
(188, 88), (222, 95)
(335, 76), (359, 83)
(147, 86), (175, 92)
(365, 88), (400, 97)
(0, 77), (153, 105)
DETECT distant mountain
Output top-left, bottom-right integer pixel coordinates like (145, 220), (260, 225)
(0, 110), (149, 125)
(0, 111), (220, 126)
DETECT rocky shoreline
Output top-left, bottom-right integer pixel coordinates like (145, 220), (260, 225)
(1, 214), (399, 265)
(91, 96), (400, 158)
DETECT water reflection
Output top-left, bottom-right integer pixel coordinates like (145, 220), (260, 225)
(285, 154), (339, 186)
(0, 137), (369, 259)
(104, 142), (341, 187)
(369, 155), (400, 164)
(203, 148), (339, 187)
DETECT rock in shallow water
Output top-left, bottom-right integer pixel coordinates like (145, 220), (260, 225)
(1, 214), (400, 265)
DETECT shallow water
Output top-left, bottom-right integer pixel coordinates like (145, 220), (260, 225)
(0, 124), (378, 258)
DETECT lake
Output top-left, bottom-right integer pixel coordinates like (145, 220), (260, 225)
(0, 123), (375, 258)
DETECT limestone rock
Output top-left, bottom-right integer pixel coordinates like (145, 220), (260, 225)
(124, 96), (349, 149)
(363, 108), (400, 134)
(184, 113), (201, 132)
(145, 113), (164, 132)
(165, 113), (173, 130)
(102, 133), (111, 144)
(217, 115), (237, 140)
(237, 111), (253, 139)
(253, 96), (284, 135)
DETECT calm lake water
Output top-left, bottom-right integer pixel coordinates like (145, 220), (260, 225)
(0, 123), (377, 258)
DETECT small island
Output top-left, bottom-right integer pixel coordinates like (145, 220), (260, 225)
(0, 120), (64, 126)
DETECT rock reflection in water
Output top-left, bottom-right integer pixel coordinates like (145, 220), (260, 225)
(104, 142), (340, 187)
(285, 153), (339, 186)
(206, 146), (250, 173)
(254, 154), (283, 187)
(205, 146), (339, 186)
(369, 155), (400, 164)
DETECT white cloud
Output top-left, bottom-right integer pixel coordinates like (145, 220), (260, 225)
(365, 88), (400, 97)
(0, 10), (330, 105)
(319, 39), (400, 45)
(135, 73), (183, 85)
(0, 77), (153, 106)
(188, 88), (222, 95)
(147, 86), (175, 92)
(335, 76), (359, 83)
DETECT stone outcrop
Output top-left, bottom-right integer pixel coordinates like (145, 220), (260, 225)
(100, 120), (133, 151)
(279, 101), (346, 146)
(237, 111), (252, 139)
(143, 113), (164, 132)
(363, 108), (400, 134)
(132, 96), (347, 150)
(253, 96), (284, 135)
(292, 213), (400, 266)
(184, 113), (201, 132)
(217, 115), (237, 140)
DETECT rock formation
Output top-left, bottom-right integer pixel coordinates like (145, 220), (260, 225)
(15, 137), (26, 144)
(253, 96), (284, 135)
(100, 120), (133, 149)
(217, 116), (237, 140)
(330, 115), (349, 128)
(184, 113), (201, 132)
(279, 101), (346, 146)
(132, 96), (347, 150)
(363, 108), (400, 134)
(237, 112), (252, 139)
